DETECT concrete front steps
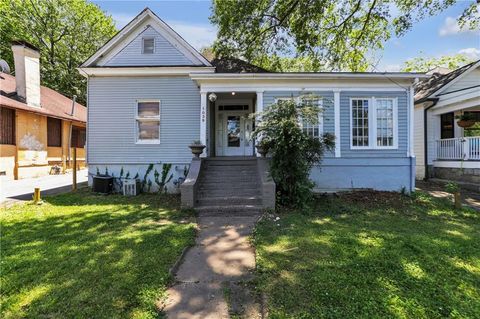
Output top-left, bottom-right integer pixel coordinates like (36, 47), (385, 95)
(195, 157), (263, 214)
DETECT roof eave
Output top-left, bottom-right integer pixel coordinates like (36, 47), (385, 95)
(189, 72), (428, 80)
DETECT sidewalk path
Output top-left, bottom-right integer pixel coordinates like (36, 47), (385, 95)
(0, 169), (88, 206)
(416, 180), (480, 211)
(164, 215), (262, 319)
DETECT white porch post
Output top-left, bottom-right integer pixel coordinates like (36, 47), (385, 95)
(464, 138), (470, 160)
(408, 82), (416, 157)
(200, 91), (207, 157)
(334, 90), (341, 158)
(255, 91), (264, 157)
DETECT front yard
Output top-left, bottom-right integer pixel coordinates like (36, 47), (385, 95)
(254, 191), (480, 318)
(0, 190), (195, 319)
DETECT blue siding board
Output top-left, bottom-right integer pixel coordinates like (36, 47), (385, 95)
(263, 90), (413, 192)
(88, 76), (200, 164)
(105, 26), (196, 66)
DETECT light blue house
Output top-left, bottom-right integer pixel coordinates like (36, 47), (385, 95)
(79, 8), (424, 210)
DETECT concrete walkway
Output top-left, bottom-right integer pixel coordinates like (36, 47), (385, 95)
(416, 180), (480, 211)
(0, 169), (88, 206)
(164, 215), (262, 319)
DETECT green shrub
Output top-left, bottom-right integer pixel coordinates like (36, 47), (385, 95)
(252, 96), (335, 208)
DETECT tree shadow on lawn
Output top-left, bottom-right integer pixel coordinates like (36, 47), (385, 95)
(254, 192), (480, 319)
(1, 190), (195, 319)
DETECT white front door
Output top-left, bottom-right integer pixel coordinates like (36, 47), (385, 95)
(215, 104), (254, 156)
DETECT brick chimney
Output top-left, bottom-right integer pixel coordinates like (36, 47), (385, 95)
(11, 41), (41, 107)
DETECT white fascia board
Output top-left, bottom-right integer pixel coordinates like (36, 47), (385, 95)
(195, 79), (412, 92)
(431, 89), (480, 109)
(190, 72), (427, 81)
(436, 86), (480, 101)
(431, 96), (480, 115)
(77, 66), (216, 77)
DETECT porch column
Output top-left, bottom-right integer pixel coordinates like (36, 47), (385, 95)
(255, 90), (264, 157)
(334, 90), (341, 158)
(408, 83), (416, 157)
(200, 91), (207, 157)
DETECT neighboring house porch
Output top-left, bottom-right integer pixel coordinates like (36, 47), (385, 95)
(414, 60), (480, 188)
(433, 106), (479, 185)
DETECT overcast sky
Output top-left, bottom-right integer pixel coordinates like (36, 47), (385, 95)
(92, 0), (480, 71)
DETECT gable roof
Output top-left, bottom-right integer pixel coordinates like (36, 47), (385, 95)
(0, 72), (86, 123)
(82, 8), (211, 67)
(415, 59), (480, 104)
(210, 57), (271, 73)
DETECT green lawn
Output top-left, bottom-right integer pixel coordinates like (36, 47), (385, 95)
(254, 191), (480, 319)
(0, 190), (196, 319)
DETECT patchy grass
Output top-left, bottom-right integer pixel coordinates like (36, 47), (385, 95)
(0, 189), (196, 319)
(254, 191), (480, 318)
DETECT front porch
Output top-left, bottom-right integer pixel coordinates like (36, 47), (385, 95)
(429, 107), (479, 188)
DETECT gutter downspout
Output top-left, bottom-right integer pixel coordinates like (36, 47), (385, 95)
(423, 98), (439, 180)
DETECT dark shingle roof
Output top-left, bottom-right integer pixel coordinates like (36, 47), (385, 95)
(210, 57), (271, 73)
(414, 60), (479, 103)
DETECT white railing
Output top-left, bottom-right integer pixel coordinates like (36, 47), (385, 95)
(436, 137), (480, 160)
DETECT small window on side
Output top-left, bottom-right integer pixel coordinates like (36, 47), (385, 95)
(143, 38), (154, 54)
(136, 101), (160, 143)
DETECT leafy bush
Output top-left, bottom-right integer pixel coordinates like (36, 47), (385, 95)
(445, 182), (460, 194)
(252, 96), (335, 208)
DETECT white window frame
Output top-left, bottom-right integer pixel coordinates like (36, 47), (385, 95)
(274, 96), (324, 138)
(142, 37), (155, 54)
(135, 100), (160, 144)
(349, 97), (398, 150)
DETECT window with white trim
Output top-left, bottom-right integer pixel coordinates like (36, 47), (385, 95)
(351, 99), (369, 147)
(375, 98), (394, 147)
(142, 37), (154, 54)
(136, 101), (160, 143)
(299, 96), (323, 138)
(274, 96), (323, 138)
(350, 97), (397, 149)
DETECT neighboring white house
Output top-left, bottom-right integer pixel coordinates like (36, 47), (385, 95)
(414, 60), (480, 186)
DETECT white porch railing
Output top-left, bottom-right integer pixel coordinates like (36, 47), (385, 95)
(436, 137), (480, 160)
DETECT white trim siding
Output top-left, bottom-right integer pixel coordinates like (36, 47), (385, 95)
(200, 92), (207, 156)
(334, 90), (341, 157)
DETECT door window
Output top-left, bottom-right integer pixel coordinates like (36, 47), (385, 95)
(227, 116), (241, 147)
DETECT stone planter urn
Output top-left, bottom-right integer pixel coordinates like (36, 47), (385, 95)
(255, 144), (268, 157)
(189, 144), (206, 158)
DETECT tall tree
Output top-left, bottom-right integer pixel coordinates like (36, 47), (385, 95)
(402, 54), (475, 72)
(210, 0), (479, 71)
(0, 0), (117, 104)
